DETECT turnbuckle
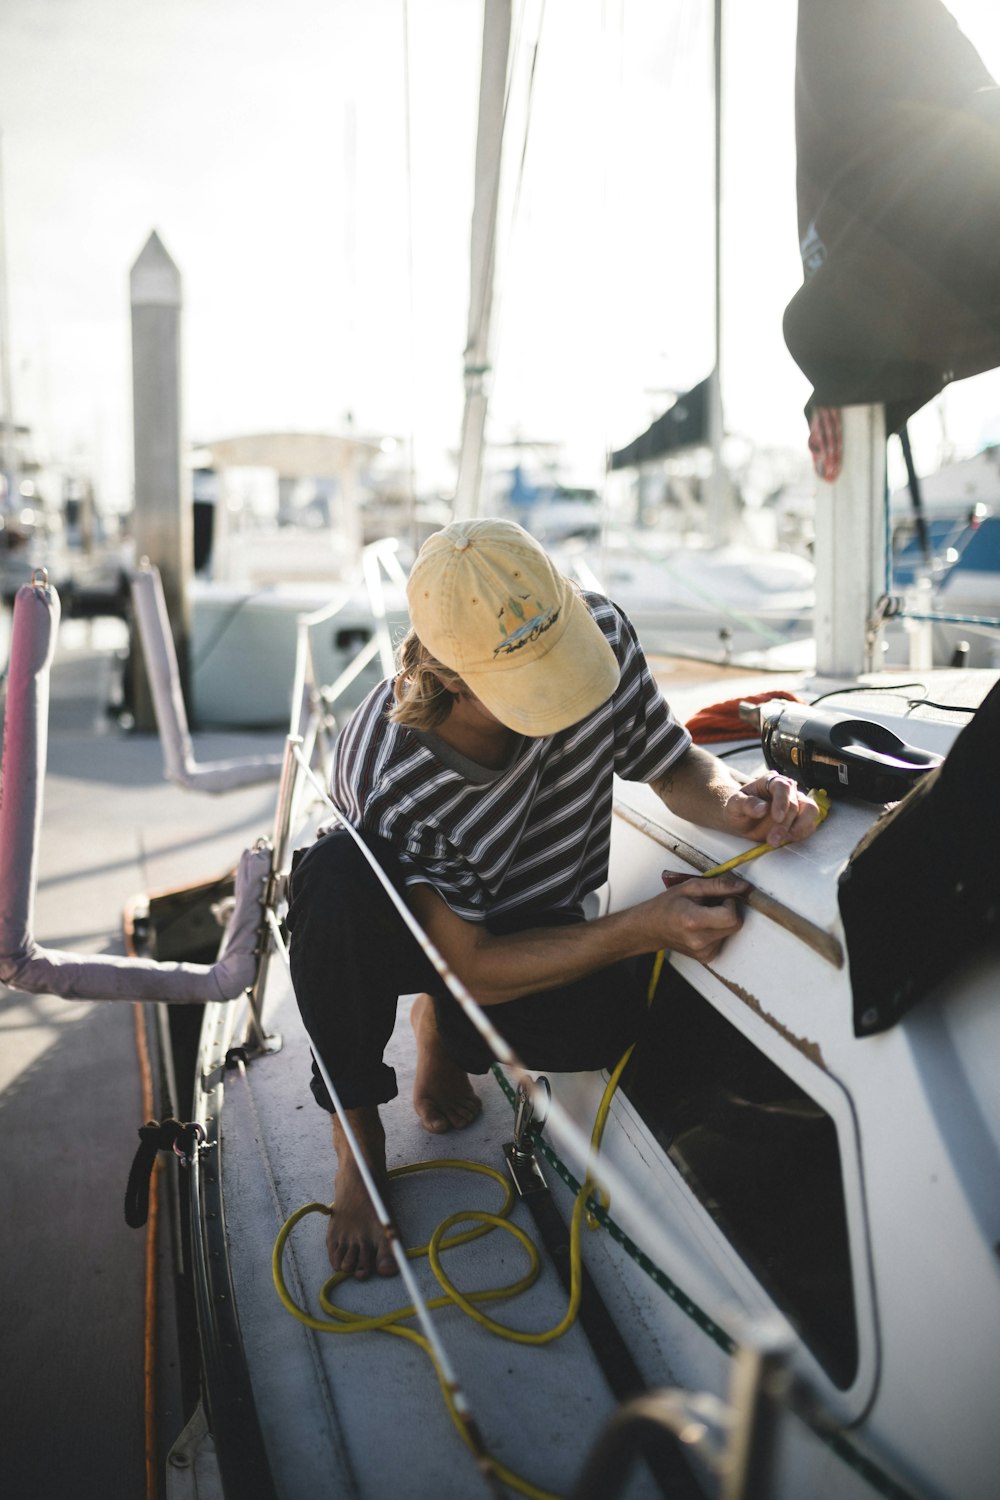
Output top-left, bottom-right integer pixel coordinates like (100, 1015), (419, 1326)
(502, 1076), (551, 1197)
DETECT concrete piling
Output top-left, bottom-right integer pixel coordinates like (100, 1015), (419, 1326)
(130, 230), (190, 730)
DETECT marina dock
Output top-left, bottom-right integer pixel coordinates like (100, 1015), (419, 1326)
(0, 615), (284, 1498)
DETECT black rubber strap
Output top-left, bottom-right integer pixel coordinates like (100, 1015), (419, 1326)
(124, 1117), (203, 1228)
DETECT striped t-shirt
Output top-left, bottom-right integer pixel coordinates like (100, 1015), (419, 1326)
(331, 593), (691, 922)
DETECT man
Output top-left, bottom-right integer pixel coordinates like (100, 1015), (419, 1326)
(287, 518), (820, 1280)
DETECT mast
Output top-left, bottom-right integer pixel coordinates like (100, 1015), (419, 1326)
(453, 0), (512, 520)
(705, 0), (727, 543)
(0, 131), (16, 508)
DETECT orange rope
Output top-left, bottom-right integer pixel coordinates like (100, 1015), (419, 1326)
(132, 1000), (160, 1500)
(685, 689), (803, 744)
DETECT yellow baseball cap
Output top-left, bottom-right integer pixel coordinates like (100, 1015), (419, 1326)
(406, 517), (621, 736)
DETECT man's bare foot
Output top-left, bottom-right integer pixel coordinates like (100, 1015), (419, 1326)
(410, 992), (483, 1134)
(327, 1109), (398, 1280)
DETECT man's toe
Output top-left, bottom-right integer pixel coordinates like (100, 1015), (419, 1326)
(415, 1096), (452, 1132)
(452, 1095), (482, 1127)
(376, 1241), (398, 1277)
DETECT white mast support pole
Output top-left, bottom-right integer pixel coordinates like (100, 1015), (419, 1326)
(453, 0), (512, 521)
(813, 403), (887, 679)
(705, 0), (727, 545)
(130, 230), (191, 731)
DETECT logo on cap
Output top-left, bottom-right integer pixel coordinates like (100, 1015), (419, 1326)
(493, 594), (560, 658)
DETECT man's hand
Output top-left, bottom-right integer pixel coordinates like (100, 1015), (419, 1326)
(651, 745), (821, 850)
(647, 874), (748, 963)
(722, 771), (820, 848)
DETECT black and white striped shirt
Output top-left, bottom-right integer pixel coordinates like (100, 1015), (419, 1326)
(331, 594), (690, 922)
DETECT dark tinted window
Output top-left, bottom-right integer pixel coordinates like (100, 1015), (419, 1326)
(624, 968), (858, 1388)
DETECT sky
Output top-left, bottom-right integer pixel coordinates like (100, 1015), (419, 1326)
(2, 0), (1000, 512)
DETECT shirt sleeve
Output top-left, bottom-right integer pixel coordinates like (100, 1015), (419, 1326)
(330, 681), (395, 825)
(601, 600), (692, 782)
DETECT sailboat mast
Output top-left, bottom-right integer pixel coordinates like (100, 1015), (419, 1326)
(706, 0), (726, 542)
(453, 0), (512, 521)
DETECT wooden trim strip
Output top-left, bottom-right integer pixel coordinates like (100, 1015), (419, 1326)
(612, 800), (844, 969)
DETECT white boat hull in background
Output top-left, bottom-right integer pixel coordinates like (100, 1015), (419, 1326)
(188, 578), (408, 728)
(555, 534), (816, 667)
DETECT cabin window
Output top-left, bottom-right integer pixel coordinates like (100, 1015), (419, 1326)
(623, 966), (859, 1389)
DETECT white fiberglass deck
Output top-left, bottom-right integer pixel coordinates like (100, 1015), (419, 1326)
(212, 978), (666, 1500)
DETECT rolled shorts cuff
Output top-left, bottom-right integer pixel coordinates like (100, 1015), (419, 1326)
(308, 1055), (399, 1114)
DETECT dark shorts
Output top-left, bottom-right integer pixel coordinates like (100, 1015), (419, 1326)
(286, 826), (651, 1112)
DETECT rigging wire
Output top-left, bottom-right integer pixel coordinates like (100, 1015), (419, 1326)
(273, 949), (677, 1500)
(401, 0), (419, 540)
(270, 746), (830, 1495)
(189, 590), (265, 672)
(281, 739), (810, 1330)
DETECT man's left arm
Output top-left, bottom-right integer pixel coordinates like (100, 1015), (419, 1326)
(649, 743), (820, 848)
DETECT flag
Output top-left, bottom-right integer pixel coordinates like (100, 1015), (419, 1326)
(608, 375), (711, 470)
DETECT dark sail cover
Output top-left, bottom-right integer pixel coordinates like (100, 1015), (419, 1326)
(839, 677), (1000, 1036)
(783, 0), (1000, 432)
(608, 375), (710, 469)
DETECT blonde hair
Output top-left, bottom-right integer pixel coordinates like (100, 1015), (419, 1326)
(389, 628), (463, 731)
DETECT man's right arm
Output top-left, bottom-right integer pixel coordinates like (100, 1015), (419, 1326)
(408, 876), (748, 1007)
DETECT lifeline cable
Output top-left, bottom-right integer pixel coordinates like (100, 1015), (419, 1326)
(287, 740), (813, 1336)
(272, 913), (732, 1499)
(287, 745), (763, 1334)
(270, 756), (926, 1500)
(271, 750), (833, 1495)
(272, 948), (676, 1500)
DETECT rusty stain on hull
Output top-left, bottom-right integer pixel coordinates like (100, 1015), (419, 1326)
(707, 966), (826, 1069)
